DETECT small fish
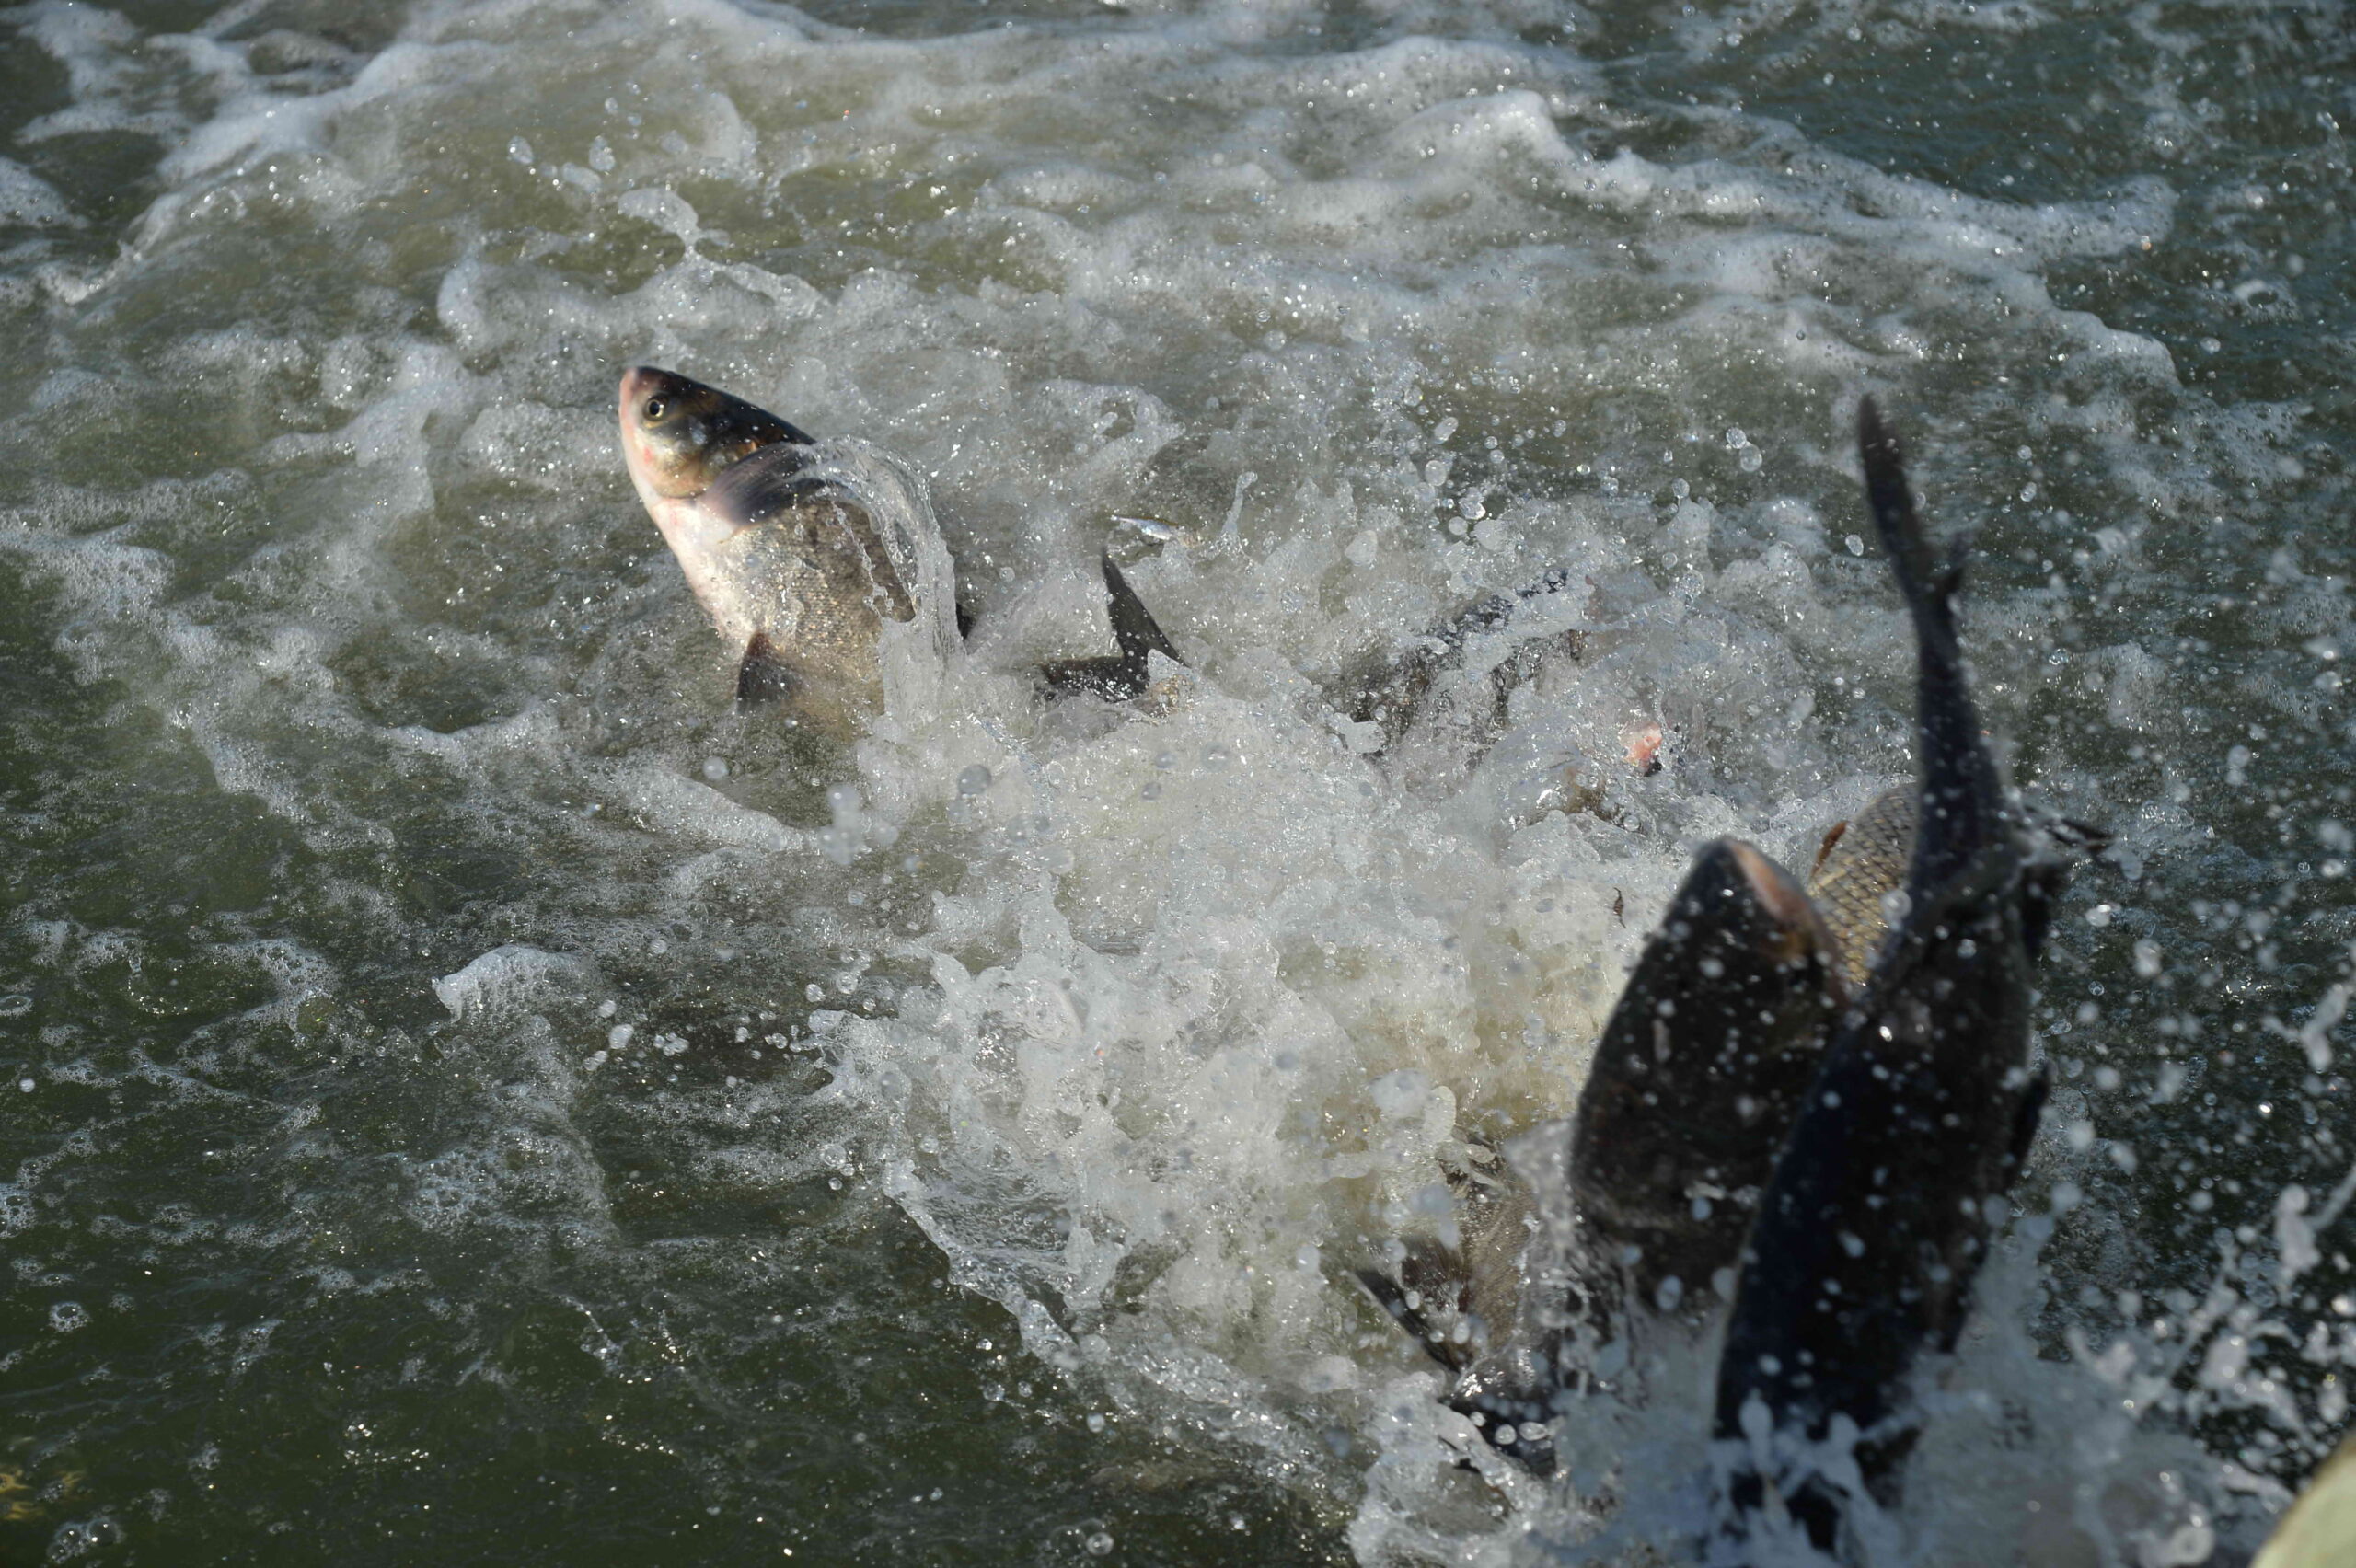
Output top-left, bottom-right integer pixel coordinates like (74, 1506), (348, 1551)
(1713, 399), (2052, 1547)
(1354, 1137), (1556, 1471)
(1339, 570), (1589, 791)
(618, 367), (1180, 732)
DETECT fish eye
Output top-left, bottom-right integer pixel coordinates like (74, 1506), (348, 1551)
(641, 395), (669, 422)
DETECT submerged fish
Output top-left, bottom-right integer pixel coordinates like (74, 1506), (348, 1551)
(1354, 1137), (1555, 1470)
(617, 366), (1178, 734)
(1713, 399), (2054, 1548)
(1338, 569), (1588, 775)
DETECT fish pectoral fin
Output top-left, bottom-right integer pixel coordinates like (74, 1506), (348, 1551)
(735, 632), (797, 710)
(1809, 817), (1850, 881)
(2017, 808), (2109, 959)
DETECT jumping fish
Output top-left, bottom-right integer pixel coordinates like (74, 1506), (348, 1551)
(1712, 399), (2052, 1548)
(1566, 841), (1848, 1339)
(617, 366), (1178, 734)
(1358, 405), (2100, 1518)
(1360, 777), (1895, 1474)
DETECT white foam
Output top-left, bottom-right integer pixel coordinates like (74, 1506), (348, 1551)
(432, 944), (587, 1019)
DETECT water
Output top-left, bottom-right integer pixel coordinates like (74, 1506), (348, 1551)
(2, 0), (2351, 1562)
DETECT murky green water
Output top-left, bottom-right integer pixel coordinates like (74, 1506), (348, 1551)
(4, 1), (2353, 1562)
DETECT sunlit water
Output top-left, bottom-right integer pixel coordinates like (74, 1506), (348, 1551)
(2, 0), (2352, 1562)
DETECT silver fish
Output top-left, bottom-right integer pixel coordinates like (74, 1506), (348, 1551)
(618, 366), (1178, 732)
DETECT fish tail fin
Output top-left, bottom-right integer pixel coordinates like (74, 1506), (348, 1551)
(1857, 398), (1965, 621)
(1038, 557), (1184, 702)
(1103, 555), (1183, 667)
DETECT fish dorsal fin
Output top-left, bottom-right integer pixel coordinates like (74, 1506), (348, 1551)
(1858, 397), (1965, 613)
(735, 632), (796, 710)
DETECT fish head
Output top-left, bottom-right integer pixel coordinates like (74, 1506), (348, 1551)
(617, 365), (814, 503)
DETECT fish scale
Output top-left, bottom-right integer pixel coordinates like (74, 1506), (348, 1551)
(1807, 783), (1916, 996)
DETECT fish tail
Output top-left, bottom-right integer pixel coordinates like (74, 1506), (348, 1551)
(1103, 554), (1182, 666)
(1857, 397), (1964, 625)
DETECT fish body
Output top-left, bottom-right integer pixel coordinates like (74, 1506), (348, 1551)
(1567, 839), (1846, 1341)
(1713, 400), (2048, 1540)
(618, 366), (939, 738)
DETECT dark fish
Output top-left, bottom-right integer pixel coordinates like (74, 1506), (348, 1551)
(1357, 838), (1852, 1475)
(1712, 398), (2050, 1545)
(1567, 839), (1847, 1342)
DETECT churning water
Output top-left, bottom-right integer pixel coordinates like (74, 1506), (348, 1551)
(2, 0), (2353, 1562)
